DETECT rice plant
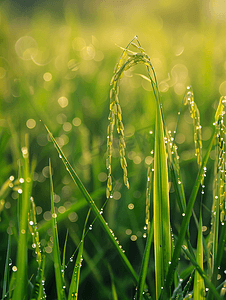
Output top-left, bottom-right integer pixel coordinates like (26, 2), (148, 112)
(1, 37), (226, 300)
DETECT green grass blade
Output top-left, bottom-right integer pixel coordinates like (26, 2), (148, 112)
(193, 211), (205, 299)
(45, 125), (138, 283)
(161, 128), (216, 299)
(62, 230), (69, 282)
(180, 241), (221, 300)
(30, 255), (46, 300)
(2, 229), (11, 299)
(136, 220), (154, 300)
(154, 98), (171, 299)
(108, 264), (119, 300)
(49, 159), (66, 300)
(12, 135), (32, 300)
(68, 209), (91, 300)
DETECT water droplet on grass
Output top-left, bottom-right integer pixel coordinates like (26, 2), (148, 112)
(12, 266), (17, 272)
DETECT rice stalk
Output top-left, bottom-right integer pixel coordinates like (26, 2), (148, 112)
(161, 96), (225, 299)
(107, 38), (172, 299)
(184, 86), (202, 167)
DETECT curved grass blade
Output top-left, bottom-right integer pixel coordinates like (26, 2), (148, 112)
(68, 209), (91, 300)
(49, 159), (66, 300)
(45, 125), (138, 283)
(2, 230), (11, 299)
(61, 230), (69, 282)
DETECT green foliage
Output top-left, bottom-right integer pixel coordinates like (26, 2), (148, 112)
(1, 2), (226, 298)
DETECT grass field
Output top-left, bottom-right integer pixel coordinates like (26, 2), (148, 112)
(1, 1), (226, 299)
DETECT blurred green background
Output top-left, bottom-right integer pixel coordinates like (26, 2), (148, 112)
(1, 0), (226, 299)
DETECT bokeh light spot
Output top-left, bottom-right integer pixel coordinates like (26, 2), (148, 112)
(72, 117), (81, 126)
(113, 191), (121, 200)
(57, 113), (67, 124)
(145, 156), (153, 165)
(128, 203), (134, 210)
(219, 81), (226, 95)
(58, 96), (68, 108)
(63, 122), (72, 132)
(43, 72), (52, 82)
(58, 206), (66, 214)
(133, 155), (142, 164)
(124, 124), (135, 137)
(98, 172), (107, 182)
(26, 119), (36, 129)
(130, 234), (137, 241)
(125, 229), (132, 235)
(175, 133), (185, 144)
(36, 206), (43, 215)
(68, 212), (78, 222)
(15, 36), (38, 60)
(43, 211), (52, 221)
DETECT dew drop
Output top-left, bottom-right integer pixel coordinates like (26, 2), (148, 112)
(29, 221), (34, 226)
(99, 209), (103, 215)
(182, 213), (185, 217)
(89, 225), (93, 230)
(70, 257), (73, 262)
(12, 266), (17, 272)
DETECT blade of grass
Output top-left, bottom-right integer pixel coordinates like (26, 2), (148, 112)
(12, 135), (33, 300)
(193, 210), (205, 299)
(108, 264), (119, 300)
(49, 159), (66, 300)
(153, 93), (171, 299)
(68, 208), (91, 300)
(2, 229), (11, 299)
(160, 128), (216, 299)
(30, 255), (46, 300)
(180, 239), (221, 300)
(61, 230), (69, 282)
(136, 220), (154, 300)
(45, 125), (138, 283)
